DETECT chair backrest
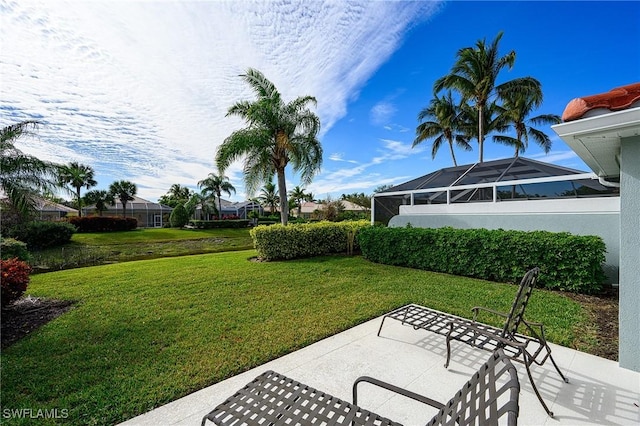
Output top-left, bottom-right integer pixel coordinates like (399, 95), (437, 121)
(501, 267), (540, 338)
(426, 349), (520, 426)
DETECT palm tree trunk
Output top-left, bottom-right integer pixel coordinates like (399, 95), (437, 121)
(448, 139), (458, 167)
(276, 169), (288, 225)
(76, 187), (82, 217)
(217, 191), (222, 220)
(478, 105), (484, 163)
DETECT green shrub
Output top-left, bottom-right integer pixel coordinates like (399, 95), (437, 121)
(250, 220), (370, 260)
(0, 237), (30, 261)
(169, 204), (190, 228)
(188, 219), (250, 229)
(67, 216), (137, 232)
(357, 226), (606, 294)
(1, 258), (31, 307)
(9, 221), (76, 249)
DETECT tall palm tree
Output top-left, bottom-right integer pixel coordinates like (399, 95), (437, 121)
(257, 180), (279, 214)
(108, 180), (137, 217)
(198, 173), (236, 219)
(413, 91), (472, 166)
(434, 32), (535, 162)
(83, 190), (114, 216)
(216, 68), (322, 225)
(288, 185), (311, 217)
(58, 162), (97, 217)
(158, 184), (193, 208)
(0, 120), (60, 220)
(493, 80), (561, 157)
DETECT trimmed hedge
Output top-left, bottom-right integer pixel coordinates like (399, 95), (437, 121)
(68, 216), (137, 232)
(188, 219), (250, 229)
(357, 226), (606, 294)
(250, 220), (369, 260)
(9, 221), (76, 249)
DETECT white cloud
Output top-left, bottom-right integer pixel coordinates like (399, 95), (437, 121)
(370, 101), (397, 126)
(1, 0), (441, 201)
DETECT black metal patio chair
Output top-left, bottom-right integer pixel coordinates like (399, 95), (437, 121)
(377, 267), (568, 417)
(201, 349), (519, 426)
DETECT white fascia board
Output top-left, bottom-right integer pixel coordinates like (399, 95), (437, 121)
(552, 107), (640, 177)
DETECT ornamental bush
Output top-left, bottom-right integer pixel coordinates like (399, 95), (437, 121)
(1, 258), (32, 307)
(357, 226), (606, 294)
(250, 220), (370, 260)
(9, 221), (76, 249)
(0, 237), (30, 261)
(169, 204), (190, 228)
(67, 216), (137, 232)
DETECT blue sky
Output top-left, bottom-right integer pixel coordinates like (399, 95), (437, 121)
(2, 1), (638, 203)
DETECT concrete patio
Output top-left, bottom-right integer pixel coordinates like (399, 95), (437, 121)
(120, 314), (640, 426)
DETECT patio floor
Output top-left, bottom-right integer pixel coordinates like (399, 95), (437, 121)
(120, 313), (640, 426)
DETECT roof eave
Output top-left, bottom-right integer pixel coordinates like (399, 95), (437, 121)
(552, 107), (640, 179)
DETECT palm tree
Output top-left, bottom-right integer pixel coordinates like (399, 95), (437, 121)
(83, 190), (114, 216)
(58, 162), (97, 217)
(288, 185), (311, 217)
(198, 173), (236, 219)
(216, 68), (322, 225)
(108, 180), (137, 217)
(414, 91), (472, 166)
(257, 180), (279, 215)
(434, 32), (536, 162)
(493, 80), (561, 157)
(158, 184), (193, 208)
(0, 120), (60, 220)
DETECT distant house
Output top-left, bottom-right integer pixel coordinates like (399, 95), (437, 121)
(82, 196), (172, 228)
(194, 198), (263, 220)
(298, 200), (369, 219)
(34, 198), (78, 221)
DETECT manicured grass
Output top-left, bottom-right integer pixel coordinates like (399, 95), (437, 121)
(70, 227), (251, 245)
(0, 251), (592, 425)
(30, 228), (254, 270)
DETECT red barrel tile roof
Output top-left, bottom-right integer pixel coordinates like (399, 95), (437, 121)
(562, 82), (640, 122)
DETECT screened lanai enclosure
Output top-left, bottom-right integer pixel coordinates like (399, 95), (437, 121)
(373, 157), (618, 225)
(374, 157), (620, 283)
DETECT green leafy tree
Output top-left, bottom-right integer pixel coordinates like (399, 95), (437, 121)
(158, 184), (193, 208)
(108, 180), (137, 217)
(493, 80), (561, 156)
(198, 173), (236, 219)
(434, 32), (537, 162)
(83, 190), (114, 216)
(257, 180), (279, 215)
(288, 185), (312, 217)
(58, 162), (97, 216)
(216, 68), (322, 225)
(0, 121), (60, 221)
(414, 91), (471, 167)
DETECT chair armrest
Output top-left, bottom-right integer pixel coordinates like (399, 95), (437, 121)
(522, 319), (547, 341)
(353, 376), (444, 410)
(472, 306), (509, 322)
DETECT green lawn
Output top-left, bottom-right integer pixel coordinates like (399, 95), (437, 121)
(30, 228), (254, 270)
(1, 251), (593, 425)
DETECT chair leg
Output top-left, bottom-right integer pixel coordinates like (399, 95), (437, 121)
(524, 357), (554, 417)
(548, 350), (570, 383)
